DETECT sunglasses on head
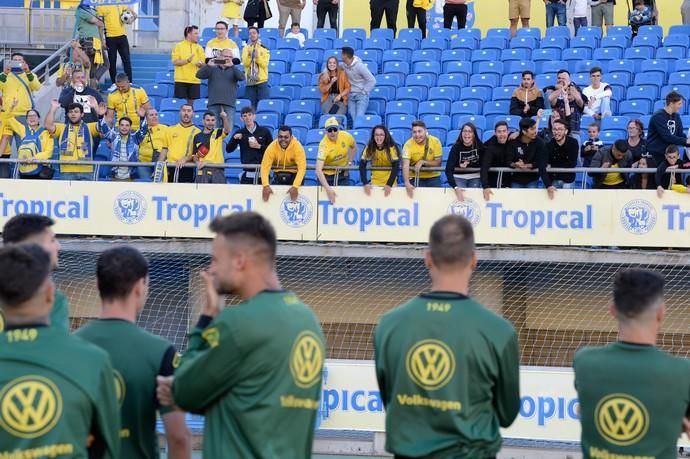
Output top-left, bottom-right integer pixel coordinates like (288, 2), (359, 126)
(326, 127), (338, 133)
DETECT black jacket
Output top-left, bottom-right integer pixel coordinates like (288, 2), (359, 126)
(58, 86), (103, 124)
(480, 135), (511, 188)
(507, 137), (549, 186)
(647, 109), (687, 160)
(226, 123), (273, 172)
(546, 136), (579, 185)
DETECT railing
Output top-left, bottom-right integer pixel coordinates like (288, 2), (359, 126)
(0, 7), (75, 47)
(31, 40), (72, 84)
(0, 159), (684, 190)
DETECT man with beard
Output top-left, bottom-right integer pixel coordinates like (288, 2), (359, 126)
(509, 70), (544, 118)
(46, 97), (103, 180)
(58, 68), (103, 124)
(156, 212), (325, 459)
(165, 104), (201, 183)
(480, 121), (512, 200)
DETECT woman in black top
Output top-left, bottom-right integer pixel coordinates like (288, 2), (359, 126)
(445, 122), (484, 200)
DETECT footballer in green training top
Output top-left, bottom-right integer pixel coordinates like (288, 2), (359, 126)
(375, 214), (520, 458)
(157, 212), (325, 459)
(0, 244), (120, 458)
(1, 214), (70, 332)
(75, 246), (191, 459)
(574, 269), (690, 459)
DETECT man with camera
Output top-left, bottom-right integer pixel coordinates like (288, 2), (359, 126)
(0, 53), (41, 120)
(548, 69), (587, 144)
(196, 49), (245, 129)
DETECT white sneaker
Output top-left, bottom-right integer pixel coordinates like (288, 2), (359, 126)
(107, 83), (116, 91)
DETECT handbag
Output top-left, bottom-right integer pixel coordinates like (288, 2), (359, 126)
(263, 0), (273, 20)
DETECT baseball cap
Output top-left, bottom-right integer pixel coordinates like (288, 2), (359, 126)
(324, 117), (340, 129)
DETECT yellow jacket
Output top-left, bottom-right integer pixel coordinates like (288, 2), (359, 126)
(242, 42), (270, 86)
(0, 71), (41, 117)
(261, 138), (306, 187)
(172, 40), (206, 84)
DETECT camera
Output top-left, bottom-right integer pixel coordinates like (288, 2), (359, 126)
(213, 58), (227, 65)
(10, 60), (22, 73)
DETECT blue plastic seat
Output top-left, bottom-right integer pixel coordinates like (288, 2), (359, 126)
(370, 86), (394, 102)
(460, 87), (492, 104)
(540, 60), (569, 75)
(577, 26), (603, 39)
(626, 85), (658, 103)
(532, 49), (562, 66)
(631, 35), (659, 53)
(600, 35), (629, 51)
(599, 130), (626, 144)
(412, 49), (442, 64)
(291, 61), (319, 75)
(144, 84), (170, 98)
(575, 60), (602, 74)
(608, 72), (632, 88)
(382, 61), (410, 76)
(386, 100), (416, 117)
(442, 60), (472, 77)
(476, 61), (503, 78)
(398, 28), (423, 41)
(608, 59), (635, 78)
(471, 49), (500, 63)
(657, 47), (686, 62)
(510, 37), (538, 51)
(300, 87), (321, 102)
(363, 38), (389, 53)
(637, 25), (663, 39)
(480, 37), (508, 52)
(669, 72), (690, 88)
(446, 130), (460, 146)
(517, 28), (541, 40)
(487, 28), (511, 40)
(545, 26), (570, 38)
(269, 86), (296, 102)
(284, 113), (312, 130)
(413, 61), (441, 75)
(159, 98), (184, 112)
(429, 86), (459, 103)
(619, 100), (652, 117)
(371, 28), (394, 42)
(450, 36), (478, 51)
(508, 60), (536, 74)
(383, 49), (412, 63)
(456, 28), (481, 42)
(192, 99), (208, 113)
(421, 37), (449, 51)
(280, 73), (308, 88)
(421, 115), (451, 134)
(154, 71), (174, 84)
(256, 113), (279, 130)
(501, 74), (522, 87)
(276, 38), (300, 51)
(406, 74), (436, 88)
(663, 35), (690, 49)
(289, 100), (317, 116)
(534, 74), (556, 89)
(438, 73), (468, 88)
(633, 72), (662, 89)
(397, 86), (428, 103)
(305, 37), (333, 51)
(600, 116), (630, 132)
(313, 28), (336, 40)
(563, 48), (592, 63)
(492, 87), (514, 102)
(272, 49), (295, 63)
(607, 26), (632, 39)
(625, 47), (654, 63)
(483, 101), (510, 118)
(593, 48), (622, 62)
(392, 37), (420, 51)
(306, 129), (325, 145)
(502, 48), (531, 62)
(387, 114), (416, 130)
(453, 115), (487, 132)
(451, 100), (482, 116)
(342, 28), (366, 41)
(571, 36), (598, 50)
(470, 74), (500, 89)
(540, 36), (569, 51)
(294, 49), (323, 63)
(418, 101), (449, 117)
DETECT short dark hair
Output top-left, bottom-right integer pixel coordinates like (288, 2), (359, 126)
(613, 139), (629, 153)
(203, 111), (216, 119)
(184, 25), (199, 38)
(0, 244), (51, 308)
(115, 72), (129, 83)
(209, 212), (277, 264)
(589, 66), (603, 75)
(278, 125), (292, 135)
(519, 117), (537, 133)
(291, 22), (300, 28)
(3, 214), (55, 244)
(241, 106), (255, 115)
(588, 122), (600, 131)
(494, 121), (509, 131)
(613, 269), (664, 320)
(411, 120), (426, 129)
(666, 144), (680, 155)
(11, 52), (24, 60)
(67, 102), (84, 114)
(118, 116), (132, 126)
(557, 69), (570, 76)
(341, 47), (355, 59)
(97, 246), (149, 302)
(248, 26), (259, 34)
(429, 215), (475, 269)
(180, 103), (193, 111)
(215, 20), (228, 28)
(27, 109), (41, 118)
(666, 91), (684, 105)
(552, 118), (569, 131)
(521, 70), (534, 78)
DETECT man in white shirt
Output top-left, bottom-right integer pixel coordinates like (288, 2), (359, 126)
(582, 66), (612, 120)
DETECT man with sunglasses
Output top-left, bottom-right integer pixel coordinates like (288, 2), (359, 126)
(260, 126), (306, 202)
(227, 105), (273, 184)
(315, 117), (357, 203)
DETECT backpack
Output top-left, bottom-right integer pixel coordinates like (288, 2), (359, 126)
(17, 128), (52, 177)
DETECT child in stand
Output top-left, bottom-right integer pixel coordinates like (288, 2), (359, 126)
(223, 0), (244, 38)
(629, 0), (653, 36)
(581, 122), (603, 167)
(569, 0), (589, 36)
(284, 22), (306, 47)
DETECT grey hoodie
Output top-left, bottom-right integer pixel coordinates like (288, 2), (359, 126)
(343, 56), (376, 96)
